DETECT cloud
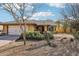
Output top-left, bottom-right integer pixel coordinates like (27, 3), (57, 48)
(29, 12), (54, 20)
(29, 17), (39, 20)
(48, 3), (65, 8)
(32, 12), (54, 17)
(68, 16), (75, 20)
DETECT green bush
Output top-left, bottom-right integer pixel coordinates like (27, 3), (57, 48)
(73, 31), (79, 39)
(25, 31), (45, 40)
(19, 31), (53, 41)
(43, 31), (54, 39)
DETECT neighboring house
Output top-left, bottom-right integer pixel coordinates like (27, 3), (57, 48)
(0, 20), (56, 35)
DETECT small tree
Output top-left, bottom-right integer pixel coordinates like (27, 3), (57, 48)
(0, 3), (37, 45)
(61, 3), (79, 20)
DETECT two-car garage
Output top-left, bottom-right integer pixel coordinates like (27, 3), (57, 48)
(3, 24), (36, 35)
(2, 23), (36, 35)
(0, 25), (22, 35)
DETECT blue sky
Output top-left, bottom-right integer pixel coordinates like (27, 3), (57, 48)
(0, 3), (66, 22)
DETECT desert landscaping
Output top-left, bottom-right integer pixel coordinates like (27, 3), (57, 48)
(0, 34), (78, 56)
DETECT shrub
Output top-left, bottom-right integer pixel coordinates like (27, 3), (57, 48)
(19, 31), (43, 40)
(43, 31), (54, 46)
(43, 31), (54, 39)
(18, 31), (54, 41)
(73, 31), (79, 39)
(25, 31), (45, 40)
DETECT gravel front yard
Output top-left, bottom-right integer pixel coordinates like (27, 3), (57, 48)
(0, 34), (79, 56)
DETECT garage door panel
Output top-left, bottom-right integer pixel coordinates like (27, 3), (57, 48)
(8, 25), (22, 35)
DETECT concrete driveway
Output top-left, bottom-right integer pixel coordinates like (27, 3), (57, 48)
(0, 35), (20, 47)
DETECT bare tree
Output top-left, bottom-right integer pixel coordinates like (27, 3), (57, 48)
(0, 3), (37, 45)
(60, 3), (79, 32)
(61, 3), (79, 20)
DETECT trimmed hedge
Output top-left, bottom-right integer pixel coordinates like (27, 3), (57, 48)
(18, 31), (53, 41)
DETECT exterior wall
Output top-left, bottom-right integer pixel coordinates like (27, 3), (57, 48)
(66, 27), (71, 33)
(44, 25), (48, 31)
(55, 24), (71, 33)
(0, 25), (3, 30)
(27, 24), (35, 32)
(55, 24), (64, 33)
(3, 25), (8, 34)
(26, 25), (28, 31)
(53, 26), (56, 32)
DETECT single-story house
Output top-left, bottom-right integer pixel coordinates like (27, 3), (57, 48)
(0, 20), (56, 35)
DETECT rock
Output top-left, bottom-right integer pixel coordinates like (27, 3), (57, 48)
(70, 38), (74, 42)
(51, 43), (57, 47)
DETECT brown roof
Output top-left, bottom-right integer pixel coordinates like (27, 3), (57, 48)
(0, 20), (56, 26)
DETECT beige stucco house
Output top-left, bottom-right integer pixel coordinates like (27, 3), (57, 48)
(0, 20), (56, 35)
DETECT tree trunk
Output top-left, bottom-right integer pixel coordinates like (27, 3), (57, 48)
(23, 24), (27, 45)
(44, 31), (52, 46)
(46, 38), (51, 46)
(23, 22), (27, 45)
(20, 24), (26, 46)
(22, 32), (26, 45)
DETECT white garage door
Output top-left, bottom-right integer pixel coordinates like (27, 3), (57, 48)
(8, 25), (22, 35)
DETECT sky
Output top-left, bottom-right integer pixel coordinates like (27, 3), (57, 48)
(0, 3), (66, 22)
